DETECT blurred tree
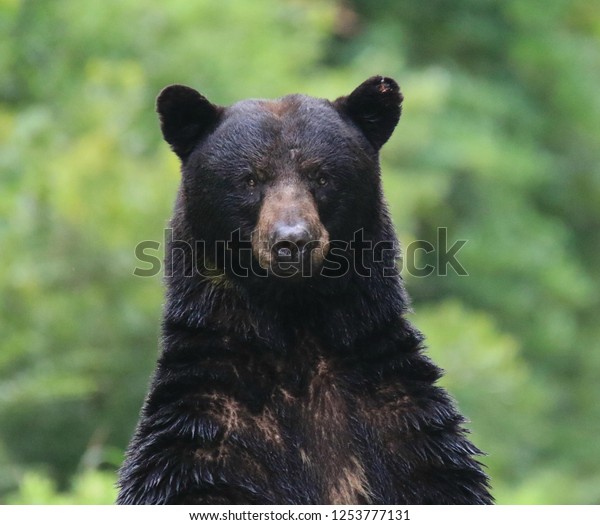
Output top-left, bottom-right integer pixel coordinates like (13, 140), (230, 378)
(5, 470), (116, 504)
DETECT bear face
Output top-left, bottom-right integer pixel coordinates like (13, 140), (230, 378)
(157, 77), (402, 284)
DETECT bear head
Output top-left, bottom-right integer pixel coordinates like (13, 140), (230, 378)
(156, 76), (402, 285)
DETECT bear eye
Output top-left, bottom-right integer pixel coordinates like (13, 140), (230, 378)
(318, 176), (327, 186)
(246, 175), (257, 188)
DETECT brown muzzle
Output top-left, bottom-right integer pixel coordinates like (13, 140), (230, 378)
(252, 183), (329, 277)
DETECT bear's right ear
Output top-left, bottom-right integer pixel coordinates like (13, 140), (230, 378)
(156, 85), (222, 160)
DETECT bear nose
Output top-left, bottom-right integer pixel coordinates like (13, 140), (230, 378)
(271, 222), (312, 260)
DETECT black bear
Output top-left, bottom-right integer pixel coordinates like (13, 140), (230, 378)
(117, 76), (492, 504)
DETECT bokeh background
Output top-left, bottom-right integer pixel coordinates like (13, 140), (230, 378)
(1, 0), (600, 504)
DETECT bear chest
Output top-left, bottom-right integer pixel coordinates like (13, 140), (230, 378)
(195, 356), (380, 504)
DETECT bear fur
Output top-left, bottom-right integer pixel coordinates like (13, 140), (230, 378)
(117, 76), (492, 504)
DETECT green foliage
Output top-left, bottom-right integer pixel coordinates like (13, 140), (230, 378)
(6, 470), (116, 505)
(1, 0), (599, 504)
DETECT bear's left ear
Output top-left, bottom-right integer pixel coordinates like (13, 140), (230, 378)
(334, 76), (403, 151)
(156, 85), (223, 160)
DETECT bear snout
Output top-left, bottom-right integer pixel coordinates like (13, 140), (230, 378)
(269, 222), (316, 276)
(252, 186), (329, 277)
(271, 221), (312, 266)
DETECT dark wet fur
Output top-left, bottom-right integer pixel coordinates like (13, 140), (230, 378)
(117, 77), (492, 505)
